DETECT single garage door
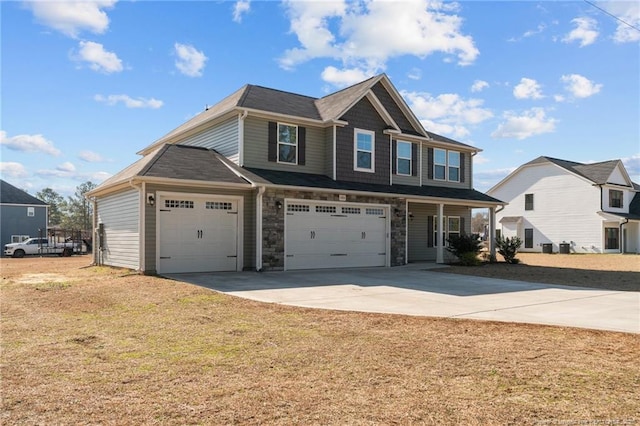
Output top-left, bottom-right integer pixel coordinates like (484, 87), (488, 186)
(285, 201), (388, 270)
(158, 194), (239, 273)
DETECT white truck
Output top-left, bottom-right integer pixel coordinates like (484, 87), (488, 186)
(4, 237), (76, 258)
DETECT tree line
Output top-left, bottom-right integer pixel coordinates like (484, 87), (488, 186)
(36, 181), (97, 231)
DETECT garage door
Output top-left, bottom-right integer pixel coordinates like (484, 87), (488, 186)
(157, 195), (239, 273)
(285, 201), (388, 270)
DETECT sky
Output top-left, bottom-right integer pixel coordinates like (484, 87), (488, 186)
(1, 0), (639, 197)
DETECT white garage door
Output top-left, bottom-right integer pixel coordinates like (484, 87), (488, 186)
(285, 201), (388, 270)
(158, 195), (239, 273)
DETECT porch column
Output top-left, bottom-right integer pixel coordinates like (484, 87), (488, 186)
(436, 203), (444, 264)
(489, 207), (496, 261)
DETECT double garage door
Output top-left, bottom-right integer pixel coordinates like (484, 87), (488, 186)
(285, 201), (389, 270)
(157, 194), (240, 274)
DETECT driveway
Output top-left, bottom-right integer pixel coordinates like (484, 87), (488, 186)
(165, 264), (639, 334)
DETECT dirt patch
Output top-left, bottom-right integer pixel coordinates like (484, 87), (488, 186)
(1, 256), (638, 425)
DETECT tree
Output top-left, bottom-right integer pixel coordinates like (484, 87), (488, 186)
(471, 210), (489, 235)
(36, 188), (67, 227)
(495, 235), (522, 264)
(60, 181), (97, 230)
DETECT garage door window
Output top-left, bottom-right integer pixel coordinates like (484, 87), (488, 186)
(165, 200), (194, 208)
(288, 204), (310, 212)
(206, 201), (233, 210)
(366, 208), (384, 216)
(316, 205), (336, 213)
(342, 207), (361, 214)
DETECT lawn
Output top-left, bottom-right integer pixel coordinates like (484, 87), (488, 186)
(1, 256), (638, 425)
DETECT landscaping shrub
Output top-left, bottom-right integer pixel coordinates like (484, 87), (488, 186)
(495, 235), (522, 264)
(446, 234), (482, 266)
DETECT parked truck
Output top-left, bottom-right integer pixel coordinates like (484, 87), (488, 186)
(4, 237), (77, 258)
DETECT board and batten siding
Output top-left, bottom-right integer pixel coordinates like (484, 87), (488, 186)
(143, 184), (255, 273)
(243, 116), (327, 175)
(97, 189), (140, 270)
(407, 203), (470, 262)
(490, 163), (605, 253)
(180, 116), (240, 163)
(421, 146), (472, 189)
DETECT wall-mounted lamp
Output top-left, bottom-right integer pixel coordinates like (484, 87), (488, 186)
(408, 212), (414, 221)
(147, 193), (155, 206)
(276, 200), (283, 210)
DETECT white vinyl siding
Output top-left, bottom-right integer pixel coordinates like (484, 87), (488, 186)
(96, 188), (140, 270)
(180, 116), (240, 163)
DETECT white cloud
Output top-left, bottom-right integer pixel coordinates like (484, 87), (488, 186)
(174, 43), (207, 77)
(402, 91), (493, 139)
(0, 162), (28, 178)
(602, 2), (640, 43)
(57, 162), (76, 173)
(513, 78), (544, 100)
(471, 80), (489, 93)
(622, 154), (640, 178)
(233, 0), (251, 23)
(73, 41), (123, 73)
(78, 150), (105, 162)
(280, 0), (478, 85)
(473, 153), (490, 165)
(491, 108), (557, 140)
(321, 66), (372, 87)
(94, 94), (163, 109)
(407, 67), (422, 80)
(560, 74), (602, 98)
(24, 0), (116, 38)
(563, 17), (598, 47)
(0, 130), (61, 156)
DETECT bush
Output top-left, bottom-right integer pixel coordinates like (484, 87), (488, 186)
(495, 235), (522, 264)
(446, 234), (482, 266)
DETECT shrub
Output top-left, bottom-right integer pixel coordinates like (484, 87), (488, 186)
(495, 235), (522, 264)
(446, 234), (482, 266)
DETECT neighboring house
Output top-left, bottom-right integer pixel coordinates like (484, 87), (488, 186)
(487, 156), (640, 254)
(87, 74), (503, 274)
(0, 179), (48, 252)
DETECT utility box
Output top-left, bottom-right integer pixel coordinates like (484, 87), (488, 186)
(542, 243), (553, 254)
(559, 243), (570, 254)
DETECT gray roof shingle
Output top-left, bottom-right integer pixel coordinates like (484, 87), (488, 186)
(526, 156), (624, 185)
(1, 179), (47, 205)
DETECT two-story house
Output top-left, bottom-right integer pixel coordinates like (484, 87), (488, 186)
(487, 156), (640, 254)
(1, 179), (48, 252)
(87, 74), (503, 274)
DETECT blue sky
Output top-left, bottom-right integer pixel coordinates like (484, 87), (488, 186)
(2, 0), (639, 196)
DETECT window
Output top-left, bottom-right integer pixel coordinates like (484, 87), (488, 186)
(434, 149), (446, 180)
(205, 201), (233, 210)
(448, 151), (460, 182)
(278, 123), (297, 164)
(165, 200), (194, 208)
(11, 235), (30, 243)
(609, 190), (623, 208)
(397, 141), (412, 175)
(524, 228), (533, 248)
(366, 208), (384, 216)
(605, 227), (619, 250)
(525, 194), (534, 211)
(27, 207), (35, 217)
(354, 129), (375, 172)
(448, 217), (461, 240)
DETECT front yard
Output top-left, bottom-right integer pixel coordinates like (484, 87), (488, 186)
(1, 256), (638, 425)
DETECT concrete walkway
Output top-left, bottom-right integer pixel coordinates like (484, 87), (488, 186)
(165, 264), (639, 334)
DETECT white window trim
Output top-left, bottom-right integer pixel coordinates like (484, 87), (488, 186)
(433, 215), (461, 246)
(277, 122), (298, 165)
(448, 151), (460, 183)
(396, 141), (412, 176)
(27, 207), (35, 217)
(434, 148), (447, 181)
(354, 128), (375, 173)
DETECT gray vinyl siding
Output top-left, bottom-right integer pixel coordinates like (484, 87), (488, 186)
(407, 203), (470, 262)
(180, 117), (240, 163)
(144, 184), (255, 273)
(393, 174), (420, 186)
(96, 188), (140, 270)
(243, 116), (327, 175)
(0, 205), (47, 249)
(371, 82), (419, 134)
(421, 146), (472, 189)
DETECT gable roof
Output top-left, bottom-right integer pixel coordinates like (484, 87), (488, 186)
(140, 74), (478, 155)
(0, 179), (48, 206)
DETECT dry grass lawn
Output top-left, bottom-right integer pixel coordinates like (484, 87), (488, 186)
(1, 255), (639, 425)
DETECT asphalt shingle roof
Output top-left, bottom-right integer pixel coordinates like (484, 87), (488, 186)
(526, 156), (622, 185)
(0, 179), (47, 205)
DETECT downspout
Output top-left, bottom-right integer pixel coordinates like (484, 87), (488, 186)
(256, 186), (266, 271)
(332, 125), (337, 180)
(238, 109), (248, 166)
(128, 178), (144, 272)
(620, 218), (629, 254)
(90, 197), (98, 265)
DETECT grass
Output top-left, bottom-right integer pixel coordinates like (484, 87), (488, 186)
(1, 256), (639, 425)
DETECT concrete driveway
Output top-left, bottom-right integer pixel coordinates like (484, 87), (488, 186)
(165, 264), (639, 334)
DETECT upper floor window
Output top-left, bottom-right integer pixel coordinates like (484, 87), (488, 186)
(27, 207), (35, 217)
(434, 149), (446, 180)
(525, 193), (534, 211)
(354, 129), (375, 172)
(448, 151), (460, 182)
(397, 141), (412, 175)
(278, 123), (297, 164)
(609, 189), (623, 208)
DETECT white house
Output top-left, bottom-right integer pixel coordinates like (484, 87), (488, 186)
(487, 156), (640, 254)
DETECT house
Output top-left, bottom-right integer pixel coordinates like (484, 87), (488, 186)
(87, 74), (503, 274)
(1, 179), (48, 251)
(487, 156), (640, 254)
